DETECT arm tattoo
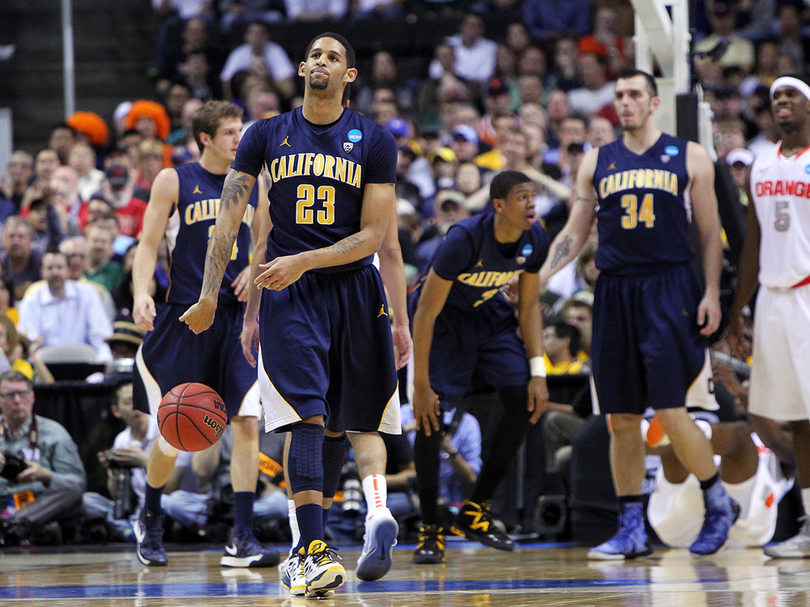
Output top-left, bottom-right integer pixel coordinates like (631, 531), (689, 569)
(200, 171), (251, 297)
(330, 235), (363, 256)
(549, 236), (573, 270)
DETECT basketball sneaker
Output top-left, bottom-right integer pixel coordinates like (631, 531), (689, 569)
(221, 527), (281, 568)
(302, 539), (345, 597)
(413, 525), (445, 564)
(765, 517), (810, 558)
(356, 507), (398, 581)
(690, 486), (741, 555)
(134, 509), (168, 567)
(280, 553), (306, 596)
(588, 503), (652, 560)
(450, 501), (514, 551)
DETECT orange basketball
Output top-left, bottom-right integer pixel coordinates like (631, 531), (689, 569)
(157, 382), (227, 452)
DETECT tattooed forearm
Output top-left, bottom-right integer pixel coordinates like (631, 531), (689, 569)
(220, 170), (253, 212)
(549, 236), (573, 270)
(330, 235), (364, 256)
(201, 230), (237, 297)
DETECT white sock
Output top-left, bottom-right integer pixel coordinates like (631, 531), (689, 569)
(801, 488), (810, 520)
(287, 499), (299, 556)
(362, 474), (388, 516)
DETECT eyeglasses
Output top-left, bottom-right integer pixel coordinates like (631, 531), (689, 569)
(0, 389), (32, 401)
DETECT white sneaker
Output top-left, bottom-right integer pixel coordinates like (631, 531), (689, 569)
(765, 517), (810, 559)
(356, 507), (398, 581)
(280, 553), (306, 596)
(303, 540), (345, 597)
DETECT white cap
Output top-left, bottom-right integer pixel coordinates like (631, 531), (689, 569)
(113, 101), (133, 125)
(725, 148), (754, 167)
(396, 198), (416, 216)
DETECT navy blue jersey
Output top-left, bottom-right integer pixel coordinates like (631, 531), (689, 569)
(592, 134), (693, 274)
(233, 107), (397, 273)
(169, 163), (257, 305)
(428, 214), (549, 311)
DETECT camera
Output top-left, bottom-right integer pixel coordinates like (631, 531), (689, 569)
(342, 478), (364, 517)
(106, 452), (138, 470)
(567, 140), (586, 154)
(1, 452), (27, 481)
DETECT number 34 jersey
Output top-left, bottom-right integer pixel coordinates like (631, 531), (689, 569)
(592, 133), (693, 274)
(233, 106), (397, 273)
(749, 144), (810, 289)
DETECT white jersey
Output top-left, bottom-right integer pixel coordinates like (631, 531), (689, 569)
(749, 143), (810, 288)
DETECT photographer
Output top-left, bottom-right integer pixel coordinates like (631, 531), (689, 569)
(0, 370), (86, 545)
(81, 378), (162, 541)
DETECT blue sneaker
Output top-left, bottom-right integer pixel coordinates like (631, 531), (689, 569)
(356, 507), (398, 581)
(690, 497), (741, 555)
(221, 527), (281, 568)
(133, 509), (168, 567)
(588, 503), (652, 561)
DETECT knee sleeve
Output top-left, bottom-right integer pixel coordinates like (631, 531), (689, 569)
(287, 423), (325, 494)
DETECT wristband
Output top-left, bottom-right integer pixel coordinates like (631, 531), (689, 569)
(529, 356), (547, 378)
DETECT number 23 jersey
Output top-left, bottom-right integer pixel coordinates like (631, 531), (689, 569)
(233, 106), (398, 273)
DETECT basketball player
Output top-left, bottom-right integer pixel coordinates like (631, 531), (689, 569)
(181, 33), (400, 597)
(131, 100), (279, 569)
(729, 75), (810, 558)
(539, 68), (739, 559)
(410, 171), (549, 563)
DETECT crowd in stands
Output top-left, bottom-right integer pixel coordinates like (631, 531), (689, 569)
(0, 0), (800, 547)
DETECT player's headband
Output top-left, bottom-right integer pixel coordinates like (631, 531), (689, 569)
(770, 76), (810, 102)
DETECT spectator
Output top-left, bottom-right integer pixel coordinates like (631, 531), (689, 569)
(18, 251), (113, 362)
(25, 198), (61, 258)
(552, 35), (582, 92)
(694, 2), (755, 81)
(448, 124), (481, 164)
(84, 222), (125, 292)
(354, 51), (415, 117)
(133, 139), (167, 201)
(725, 147), (754, 207)
(241, 87), (280, 132)
(0, 370), (87, 546)
(57, 236), (118, 321)
(0, 151), (34, 211)
(517, 45), (557, 95)
(168, 98), (205, 145)
(66, 111), (110, 152)
(154, 16), (219, 94)
(48, 165), (86, 236)
(126, 101), (172, 143)
(522, 0), (591, 41)
(220, 22), (295, 101)
(478, 78), (514, 149)
(586, 115), (617, 148)
(545, 89), (574, 151)
(49, 123), (78, 165)
(543, 321), (586, 375)
(567, 53), (616, 118)
(82, 379), (156, 542)
(0, 315), (53, 382)
(578, 5), (632, 78)
(0, 217), (42, 301)
(68, 143), (105, 202)
(174, 51), (222, 102)
(561, 297), (593, 358)
(441, 13), (498, 85)
(96, 150), (148, 239)
(32, 149), (60, 192)
(417, 44), (479, 125)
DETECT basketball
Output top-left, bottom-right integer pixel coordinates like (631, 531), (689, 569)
(157, 382), (227, 452)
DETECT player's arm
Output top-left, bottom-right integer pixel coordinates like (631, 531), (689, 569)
(728, 168), (761, 357)
(517, 270), (548, 424)
(378, 203), (411, 370)
(687, 141), (723, 336)
(538, 149), (598, 287)
(132, 168), (178, 332)
(181, 168), (257, 334)
(254, 182), (394, 291)
(242, 174), (272, 367)
(411, 270), (453, 436)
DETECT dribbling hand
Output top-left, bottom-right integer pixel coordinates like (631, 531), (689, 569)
(180, 299), (217, 334)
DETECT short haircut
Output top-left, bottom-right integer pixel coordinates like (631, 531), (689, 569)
(549, 321), (581, 358)
(562, 298), (593, 318)
(4, 215), (34, 238)
(191, 100), (243, 150)
(305, 32), (356, 69)
(0, 315), (20, 353)
(615, 68), (658, 97)
(490, 170), (533, 201)
(0, 369), (32, 389)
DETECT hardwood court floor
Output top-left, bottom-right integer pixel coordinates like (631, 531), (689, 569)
(2, 540), (810, 606)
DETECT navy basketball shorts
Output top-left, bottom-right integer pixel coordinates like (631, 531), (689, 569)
(133, 301), (259, 420)
(590, 263), (707, 415)
(427, 296), (530, 409)
(257, 265), (400, 435)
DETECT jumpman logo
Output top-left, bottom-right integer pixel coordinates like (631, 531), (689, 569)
(377, 304), (388, 318)
(280, 136), (291, 147)
(193, 185), (202, 194)
(475, 259), (483, 268)
(608, 162), (616, 170)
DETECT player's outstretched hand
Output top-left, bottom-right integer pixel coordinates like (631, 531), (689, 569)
(133, 295), (157, 332)
(180, 299), (217, 334)
(413, 383), (441, 436)
(232, 266), (252, 302)
(241, 316), (260, 367)
(527, 376), (549, 424)
(254, 255), (308, 291)
(697, 292), (721, 336)
(391, 323), (411, 370)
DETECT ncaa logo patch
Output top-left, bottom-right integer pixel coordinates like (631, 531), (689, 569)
(521, 244), (533, 257)
(665, 145), (679, 156)
(805, 164), (810, 174)
(347, 129), (363, 143)
(343, 142), (354, 153)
